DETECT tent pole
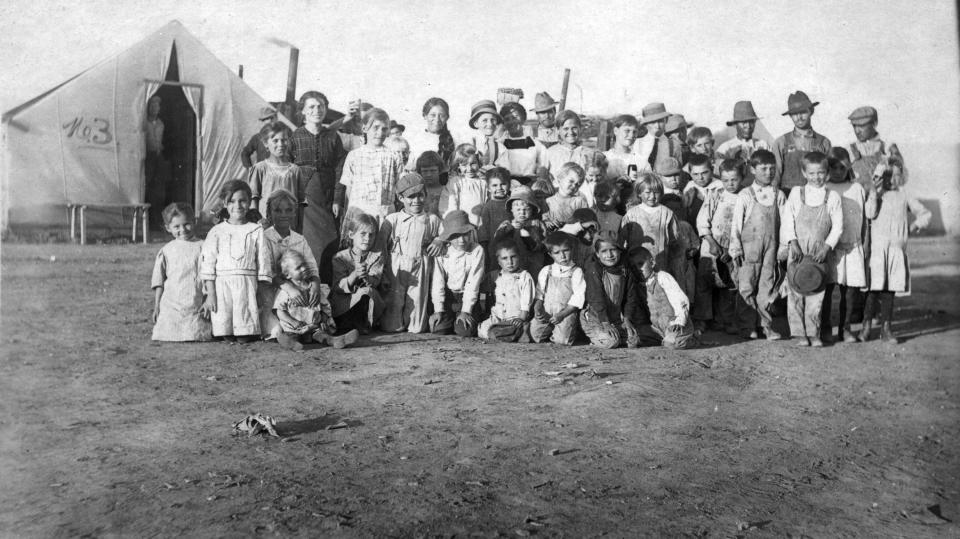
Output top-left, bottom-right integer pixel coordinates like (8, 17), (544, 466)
(238, 64), (244, 79)
(285, 48), (299, 118)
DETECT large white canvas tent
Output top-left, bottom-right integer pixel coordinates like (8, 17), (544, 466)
(1, 20), (287, 234)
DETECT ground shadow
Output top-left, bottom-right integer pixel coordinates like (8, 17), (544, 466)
(274, 414), (364, 437)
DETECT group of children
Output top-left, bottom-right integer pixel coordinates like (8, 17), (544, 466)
(151, 93), (930, 351)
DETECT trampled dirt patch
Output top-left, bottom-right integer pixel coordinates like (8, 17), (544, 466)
(2, 238), (959, 537)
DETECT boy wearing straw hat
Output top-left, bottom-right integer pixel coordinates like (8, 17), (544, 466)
(716, 101), (770, 166)
(430, 210), (486, 336)
(635, 102), (675, 169)
(772, 91), (832, 192)
(468, 100), (506, 167)
(530, 92), (560, 148)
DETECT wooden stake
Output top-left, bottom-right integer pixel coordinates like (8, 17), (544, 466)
(558, 68), (571, 112)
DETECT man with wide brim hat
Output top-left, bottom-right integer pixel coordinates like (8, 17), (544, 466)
(634, 103), (677, 170)
(639, 102), (671, 126)
(772, 91), (832, 191)
(530, 92), (560, 148)
(716, 100), (771, 171)
(430, 210), (484, 337)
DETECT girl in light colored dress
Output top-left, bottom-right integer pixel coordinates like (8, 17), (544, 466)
(259, 189), (321, 340)
(200, 180), (273, 342)
(861, 159), (931, 343)
(445, 144), (487, 225)
(336, 108), (405, 229)
(151, 203), (212, 342)
(249, 122), (305, 222)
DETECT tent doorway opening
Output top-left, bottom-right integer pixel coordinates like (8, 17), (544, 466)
(146, 44), (198, 230)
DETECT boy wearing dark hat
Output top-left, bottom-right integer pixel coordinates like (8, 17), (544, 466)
(530, 92), (560, 148)
(379, 172), (443, 333)
(241, 106), (277, 171)
(430, 210), (486, 336)
(716, 101), (770, 167)
(772, 91), (832, 192)
(780, 151), (843, 346)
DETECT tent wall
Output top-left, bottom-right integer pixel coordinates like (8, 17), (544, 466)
(1, 21), (274, 231)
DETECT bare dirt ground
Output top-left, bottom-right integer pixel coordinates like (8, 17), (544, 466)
(1, 237), (959, 538)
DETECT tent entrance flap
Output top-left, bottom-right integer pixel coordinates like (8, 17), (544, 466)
(144, 80), (203, 225)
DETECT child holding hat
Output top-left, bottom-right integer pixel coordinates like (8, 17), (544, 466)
(468, 100), (506, 167)
(379, 172), (443, 333)
(780, 151), (844, 347)
(530, 92), (560, 148)
(772, 91), (832, 192)
(430, 210), (486, 336)
(580, 230), (645, 349)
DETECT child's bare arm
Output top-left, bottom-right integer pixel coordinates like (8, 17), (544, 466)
(201, 281), (217, 315)
(550, 305), (577, 325)
(152, 287), (163, 322)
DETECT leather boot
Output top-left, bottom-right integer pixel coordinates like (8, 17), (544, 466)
(859, 320), (873, 342)
(880, 322), (898, 344)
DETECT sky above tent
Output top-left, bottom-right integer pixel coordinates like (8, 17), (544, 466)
(2, 0), (958, 148)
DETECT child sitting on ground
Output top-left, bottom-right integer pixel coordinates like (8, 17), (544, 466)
(729, 150), (787, 340)
(446, 143), (487, 225)
(861, 158), (930, 343)
(200, 180), (273, 343)
(274, 250), (359, 350)
(781, 151), (844, 347)
(545, 162), (590, 229)
(823, 147), (873, 343)
(492, 186), (548, 278)
(621, 173), (680, 276)
(430, 210), (486, 336)
(260, 189), (322, 340)
(332, 213), (385, 334)
(630, 247), (696, 349)
(151, 202), (212, 342)
(580, 231), (645, 349)
(415, 151), (449, 217)
(530, 232), (587, 345)
(249, 122), (305, 223)
(477, 167), (512, 263)
(594, 180), (623, 236)
(662, 194), (699, 304)
(478, 240), (536, 342)
(379, 173), (444, 333)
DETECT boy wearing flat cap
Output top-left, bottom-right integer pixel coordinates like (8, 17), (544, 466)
(772, 91), (832, 192)
(847, 106), (905, 188)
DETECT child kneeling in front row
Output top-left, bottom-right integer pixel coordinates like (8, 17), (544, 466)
(478, 240), (536, 342)
(629, 247), (696, 349)
(332, 213), (386, 333)
(274, 250), (359, 350)
(530, 232), (586, 345)
(430, 210), (486, 337)
(580, 231), (645, 349)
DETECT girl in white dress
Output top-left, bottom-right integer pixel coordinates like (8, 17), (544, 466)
(200, 180), (273, 342)
(151, 203), (212, 341)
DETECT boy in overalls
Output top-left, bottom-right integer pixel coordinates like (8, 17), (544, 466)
(729, 150), (786, 340)
(780, 152), (843, 347)
(630, 248), (696, 349)
(530, 232), (586, 345)
(772, 91), (832, 192)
